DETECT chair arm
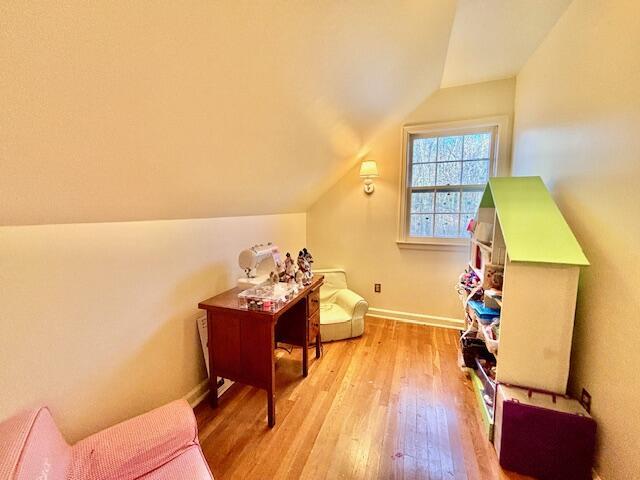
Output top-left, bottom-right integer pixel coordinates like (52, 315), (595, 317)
(71, 400), (199, 480)
(335, 289), (368, 319)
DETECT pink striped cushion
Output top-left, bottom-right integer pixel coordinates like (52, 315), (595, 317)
(0, 407), (71, 480)
(138, 445), (213, 479)
(70, 400), (200, 480)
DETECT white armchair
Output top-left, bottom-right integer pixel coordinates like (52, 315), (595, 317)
(315, 268), (368, 341)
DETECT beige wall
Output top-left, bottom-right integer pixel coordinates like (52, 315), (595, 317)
(511, 0), (640, 478)
(0, 213), (305, 442)
(0, 1), (457, 226)
(307, 79), (515, 322)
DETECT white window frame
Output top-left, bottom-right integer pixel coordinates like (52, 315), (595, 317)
(397, 116), (510, 249)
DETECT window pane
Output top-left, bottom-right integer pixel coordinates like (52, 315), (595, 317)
(434, 214), (460, 237)
(461, 190), (483, 213)
(411, 192), (434, 213)
(435, 162), (462, 186)
(437, 136), (463, 161)
(412, 138), (437, 163)
(461, 160), (489, 185)
(463, 133), (491, 160)
(435, 191), (460, 213)
(460, 214), (475, 235)
(411, 163), (436, 187)
(410, 214), (434, 237)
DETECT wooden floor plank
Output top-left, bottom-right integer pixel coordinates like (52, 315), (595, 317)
(195, 317), (532, 480)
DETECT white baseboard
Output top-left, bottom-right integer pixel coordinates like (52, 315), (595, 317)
(183, 378), (234, 408)
(184, 379), (209, 407)
(367, 307), (464, 330)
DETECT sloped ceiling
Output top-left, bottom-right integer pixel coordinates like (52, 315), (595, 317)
(1, 1), (456, 225)
(441, 0), (573, 88)
(1, 1), (572, 226)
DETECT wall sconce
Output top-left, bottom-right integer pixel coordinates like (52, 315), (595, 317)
(359, 160), (379, 194)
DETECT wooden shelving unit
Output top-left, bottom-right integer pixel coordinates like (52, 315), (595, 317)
(458, 176), (589, 438)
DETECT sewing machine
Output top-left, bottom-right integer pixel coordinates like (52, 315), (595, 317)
(237, 243), (282, 290)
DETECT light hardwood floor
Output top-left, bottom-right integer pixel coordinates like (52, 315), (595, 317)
(195, 316), (531, 479)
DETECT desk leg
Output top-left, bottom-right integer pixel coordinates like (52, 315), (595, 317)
(207, 312), (218, 408)
(267, 387), (276, 427)
(209, 376), (218, 407)
(315, 331), (321, 359)
(267, 324), (276, 427)
(302, 341), (309, 377)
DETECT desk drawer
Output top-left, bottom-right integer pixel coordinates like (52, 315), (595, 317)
(309, 310), (320, 341)
(308, 288), (320, 316)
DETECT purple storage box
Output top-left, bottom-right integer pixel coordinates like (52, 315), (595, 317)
(494, 384), (596, 480)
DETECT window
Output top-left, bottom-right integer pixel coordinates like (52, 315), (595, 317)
(398, 118), (505, 246)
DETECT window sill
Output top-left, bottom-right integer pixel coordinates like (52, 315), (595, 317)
(396, 238), (470, 251)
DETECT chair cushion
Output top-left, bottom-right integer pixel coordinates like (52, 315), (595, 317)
(319, 304), (355, 341)
(0, 407), (71, 480)
(138, 445), (213, 479)
(70, 400), (199, 480)
(320, 304), (351, 325)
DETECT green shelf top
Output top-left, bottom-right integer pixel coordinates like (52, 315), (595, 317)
(479, 176), (589, 266)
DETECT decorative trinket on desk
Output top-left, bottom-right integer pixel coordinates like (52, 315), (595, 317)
(279, 252), (299, 284)
(302, 248), (314, 266)
(276, 255), (286, 279)
(297, 249), (313, 286)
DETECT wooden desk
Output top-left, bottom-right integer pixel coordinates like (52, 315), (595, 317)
(198, 275), (323, 427)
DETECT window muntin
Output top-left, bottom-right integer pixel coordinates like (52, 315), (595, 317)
(404, 127), (496, 239)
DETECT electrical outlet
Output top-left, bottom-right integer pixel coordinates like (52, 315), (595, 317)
(581, 388), (592, 413)
(374, 283), (381, 293)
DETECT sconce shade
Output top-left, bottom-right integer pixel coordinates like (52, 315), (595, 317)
(359, 160), (379, 178)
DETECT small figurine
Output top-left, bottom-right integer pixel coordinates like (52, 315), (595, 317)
(297, 250), (313, 286)
(280, 252), (299, 284)
(302, 248), (314, 265)
(303, 248), (314, 283)
(278, 254), (288, 282)
(269, 271), (279, 284)
(275, 256), (286, 278)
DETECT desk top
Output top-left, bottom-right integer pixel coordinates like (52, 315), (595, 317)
(198, 275), (323, 319)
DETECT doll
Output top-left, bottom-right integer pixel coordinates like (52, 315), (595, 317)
(280, 252), (298, 284)
(302, 248), (314, 266)
(297, 250), (313, 286)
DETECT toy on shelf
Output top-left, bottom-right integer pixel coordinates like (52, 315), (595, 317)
(484, 288), (502, 309)
(473, 221), (494, 244)
(484, 264), (504, 290)
(457, 260), (502, 365)
(457, 267), (482, 294)
(468, 300), (500, 325)
(456, 266), (484, 313)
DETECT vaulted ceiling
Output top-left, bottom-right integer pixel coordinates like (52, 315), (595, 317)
(0, 1), (571, 225)
(441, 0), (573, 88)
